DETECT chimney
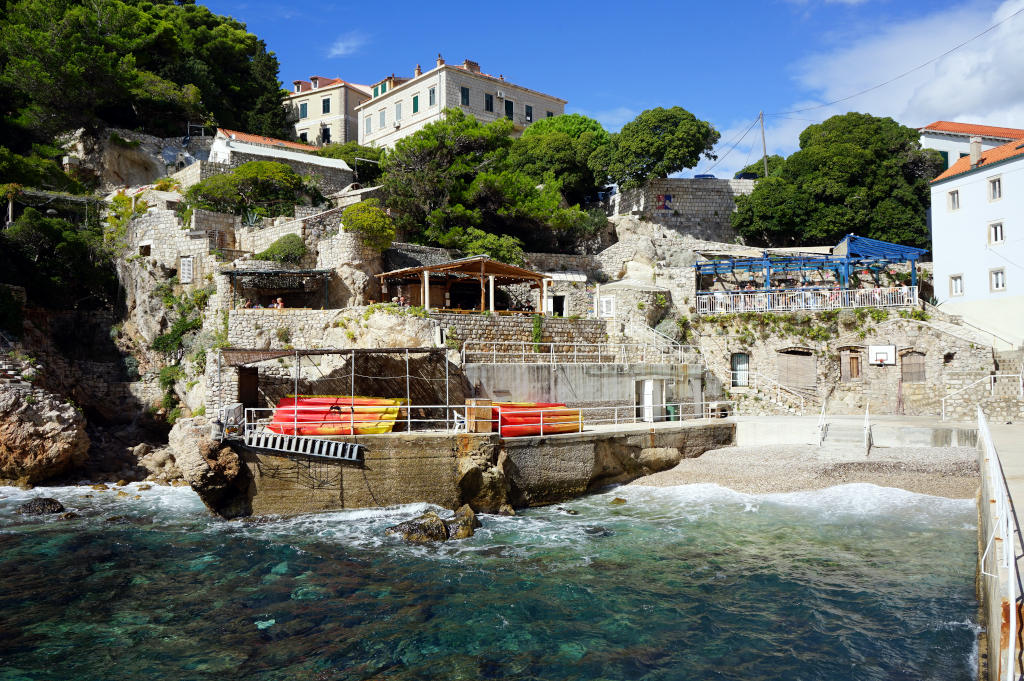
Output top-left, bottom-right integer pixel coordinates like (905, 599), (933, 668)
(436, 53), (445, 67)
(414, 63), (422, 77)
(463, 59), (481, 74)
(970, 136), (982, 167)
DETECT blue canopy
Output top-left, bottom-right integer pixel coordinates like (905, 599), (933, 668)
(693, 234), (926, 289)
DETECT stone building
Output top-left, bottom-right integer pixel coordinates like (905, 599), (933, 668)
(356, 55), (566, 148)
(287, 76), (371, 145)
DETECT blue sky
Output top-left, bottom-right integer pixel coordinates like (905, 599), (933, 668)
(206, 0), (1024, 178)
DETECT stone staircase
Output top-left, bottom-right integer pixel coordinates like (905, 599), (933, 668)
(0, 357), (32, 389)
(818, 421), (870, 454)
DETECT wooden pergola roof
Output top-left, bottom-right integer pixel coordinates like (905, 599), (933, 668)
(377, 255), (546, 285)
(220, 346), (445, 367)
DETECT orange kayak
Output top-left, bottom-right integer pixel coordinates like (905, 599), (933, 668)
(267, 395), (404, 436)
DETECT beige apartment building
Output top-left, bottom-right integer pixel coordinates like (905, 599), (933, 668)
(356, 56), (567, 148)
(287, 76), (371, 146)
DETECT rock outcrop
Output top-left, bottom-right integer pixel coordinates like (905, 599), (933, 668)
(0, 386), (90, 484)
(170, 417), (252, 518)
(16, 497), (66, 515)
(385, 504), (481, 543)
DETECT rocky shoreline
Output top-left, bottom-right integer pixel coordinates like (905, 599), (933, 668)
(630, 443), (980, 499)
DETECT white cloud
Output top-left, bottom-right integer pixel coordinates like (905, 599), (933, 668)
(573, 106), (638, 133)
(327, 31), (368, 58)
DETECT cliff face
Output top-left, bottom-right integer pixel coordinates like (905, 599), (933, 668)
(0, 385), (89, 484)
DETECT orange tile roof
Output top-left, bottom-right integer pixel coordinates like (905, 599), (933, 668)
(290, 77), (370, 96)
(932, 137), (1024, 183)
(919, 120), (1024, 140)
(217, 128), (317, 153)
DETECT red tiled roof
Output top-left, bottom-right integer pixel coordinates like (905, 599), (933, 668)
(217, 128), (317, 152)
(932, 137), (1024, 183)
(290, 77), (369, 95)
(919, 120), (1024, 140)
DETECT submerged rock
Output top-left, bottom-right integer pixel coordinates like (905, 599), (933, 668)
(446, 504), (481, 540)
(16, 497), (65, 515)
(610, 497), (627, 505)
(0, 386), (89, 484)
(385, 511), (450, 543)
(172, 417), (252, 519)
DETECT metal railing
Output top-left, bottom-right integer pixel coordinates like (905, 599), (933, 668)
(729, 370), (818, 414)
(977, 406), (1020, 681)
(941, 373), (1024, 420)
(231, 399), (736, 442)
(816, 401), (828, 445)
(461, 340), (701, 365)
(863, 402), (872, 453)
(696, 285), (918, 315)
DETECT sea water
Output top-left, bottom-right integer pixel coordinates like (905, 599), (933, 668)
(0, 482), (978, 681)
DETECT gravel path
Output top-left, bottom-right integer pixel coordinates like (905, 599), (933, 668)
(631, 444), (980, 499)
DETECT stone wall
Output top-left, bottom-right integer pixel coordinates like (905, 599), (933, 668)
(170, 160), (231, 190)
(431, 313), (607, 349)
(223, 150), (353, 195)
(316, 231), (383, 307)
(608, 178), (755, 242)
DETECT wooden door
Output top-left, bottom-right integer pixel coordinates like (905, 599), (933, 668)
(777, 351), (816, 391)
(237, 367), (259, 409)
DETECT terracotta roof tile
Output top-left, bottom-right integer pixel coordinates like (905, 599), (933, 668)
(217, 128), (317, 153)
(920, 120), (1024, 140)
(932, 137), (1024, 183)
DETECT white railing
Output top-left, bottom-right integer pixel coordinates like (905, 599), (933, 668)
(863, 402), (871, 453)
(977, 406), (1019, 681)
(730, 370), (818, 414)
(696, 285), (918, 315)
(234, 399), (737, 441)
(941, 373), (1024, 420)
(816, 401), (828, 445)
(461, 340), (701, 365)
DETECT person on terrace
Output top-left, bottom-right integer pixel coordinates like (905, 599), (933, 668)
(274, 297), (285, 309)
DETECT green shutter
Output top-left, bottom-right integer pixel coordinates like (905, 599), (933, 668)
(381, 82), (387, 94)
(373, 85), (378, 97)
(939, 150), (949, 168)
(412, 95), (419, 113)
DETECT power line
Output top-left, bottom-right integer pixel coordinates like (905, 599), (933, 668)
(767, 5), (1024, 117)
(700, 116), (760, 175)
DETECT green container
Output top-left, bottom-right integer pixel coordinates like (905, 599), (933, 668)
(666, 404), (679, 421)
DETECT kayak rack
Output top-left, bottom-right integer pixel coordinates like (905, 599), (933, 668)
(244, 429), (363, 462)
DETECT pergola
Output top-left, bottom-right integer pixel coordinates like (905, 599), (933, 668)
(694, 234), (928, 289)
(376, 255), (549, 313)
(221, 268), (332, 309)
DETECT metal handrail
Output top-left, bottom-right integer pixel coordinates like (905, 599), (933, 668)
(941, 373), (1024, 420)
(863, 402), (871, 453)
(816, 401), (828, 445)
(977, 406), (1019, 681)
(461, 340), (701, 365)
(696, 285), (917, 315)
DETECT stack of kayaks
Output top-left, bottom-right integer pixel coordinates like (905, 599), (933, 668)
(267, 395), (407, 436)
(492, 402), (582, 437)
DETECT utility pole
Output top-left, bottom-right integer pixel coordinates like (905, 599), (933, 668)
(759, 111), (769, 178)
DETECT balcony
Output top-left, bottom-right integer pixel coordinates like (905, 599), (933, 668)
(695, 286), (918, 315)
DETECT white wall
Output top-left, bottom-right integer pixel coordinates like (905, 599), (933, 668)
(931, 156), (1024, 346)
(919, 131), (1014, 169)
(209, 137), (352, 171)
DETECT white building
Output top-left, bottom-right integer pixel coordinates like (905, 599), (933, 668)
(356, 55), (566, 148)
(286, 76), (371, 146)
(919, 121), (1024, 170)
(208, 128), (352, 172)
(930, 136), (1024, 348)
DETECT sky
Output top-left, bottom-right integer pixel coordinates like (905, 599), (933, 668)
(205, 0), (1024, 179)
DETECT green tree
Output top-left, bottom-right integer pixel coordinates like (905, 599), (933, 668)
(341, 198), (394, 251)
(184, 161), (316, 217)
(735, 154), (785, 178)
(732, 113), (944, 248)
(317, 141), (384, 184)
(606, 107), (720, 190)
(253, 233), (306, 265)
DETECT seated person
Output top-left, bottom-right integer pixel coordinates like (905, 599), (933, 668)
(274, 297), (285, 309)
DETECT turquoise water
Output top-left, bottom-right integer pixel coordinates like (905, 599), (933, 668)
(0, 482), (978, 681)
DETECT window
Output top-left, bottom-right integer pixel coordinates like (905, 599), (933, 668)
(412, 95), (419, 114)
(730, 353), (749, 387)
(948, 190), (959, 210)
(460, 87), (470, 106)
(373, 85), (379, 97)
(991, 268), (1007, 292)
(949, 275), (964, 297)
(179, 256), (194, 284)
(379, 110), (385, 128)
(364, 116), (372, 135)
(525, 105), (533, 122)
(381, 82), (387, 95)
(599, 296), (615, 318)
(298, 132), (308, 143)
(901, 352), (926, 384)
(395, 101), (402, 121)
(960, 152), (969, 158)
(546, 111), (554, 118)
(299, 102), (308, 118)
(139, 244), (151, 257)
(429, 87), (436, 107)
(322, 98), (330, 114)
(505, 100), (514, 120)
(990, 222), (1004, 244)
(321, 127), (331, 144)
(990, 177), (1002, 200)
(938, 150), (949, 167)
(485, 93), (494, 112)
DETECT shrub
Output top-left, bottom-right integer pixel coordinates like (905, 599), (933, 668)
(275, 327), (291, 344)
(254, 234), (307, 265)
(341, 199), (395, 251)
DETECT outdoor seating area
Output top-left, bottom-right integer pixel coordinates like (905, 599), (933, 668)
(693, 234), (926, 315)
(376, 255), (548, 314)
(222, 268), (332, 310)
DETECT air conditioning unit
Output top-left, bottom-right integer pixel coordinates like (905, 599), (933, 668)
(496, 90), (506, 99)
